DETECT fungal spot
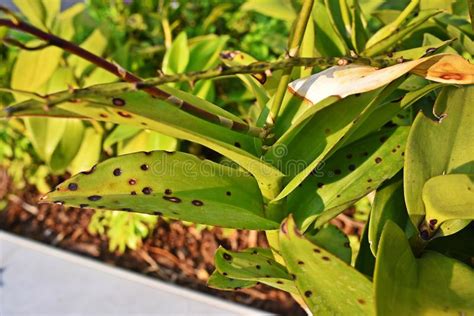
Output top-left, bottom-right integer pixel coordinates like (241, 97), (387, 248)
(131, 191), (137, 195)
(192, 200), (204, 206)
(375, 157), (382, 164)
(440, 73), (463, 80)
(367, 179), (372, 183)
(223, 272), (228, 276)
(165, 189), (172, 195)
(129, 179), (137, 185)
(88, 195), (102, 201)
(357, 299), (366, 305)
(81, 165), (96, 175)
(117, 111), (132, 118)
(281, 219), (288, 234)
(99, 113), (108, 118)
(68, 183), (78, 191)
(154, 211), (163, 216)
(397, 145), (401, 148)
(336, 194), (341, 198)
(322, 256), (330, 261)
(141, 122), (148, 126)
(79, 204), (88, 208)
(256, 265), (261, 270)
(401, 152), (405, 156)
(163, 196), (182, 203)
(140, 164), (149, 171)
(420, 230), (430, 240)
(313, 248), (321, 253)
(392, 148), (397, 153)
(223, 253), (233, 261)
(113, 168), (122, 176)
(346, 153), (353, 159)
(142, 187), (153, 195)
(276, 281), (283, 284)
(429, 219), (438, 226)
(233, 142), (242, 149)
(348, 164), (356, 171)
(304, 291), (312, 298)
(344, 242), (350, 248)
(387, 52), (394, 58)
(297, 260), (304, 265)
(112, 97), (126, 106)
(226, 191), (232, 196)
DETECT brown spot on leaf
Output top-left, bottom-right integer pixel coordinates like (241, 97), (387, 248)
(68, 183), (78, 191)
(142, 187), (152, 195)
(88, 195), (102, 201)
(375, 157), (382, 164)
(163, 196), (182, 203)
(117, 111), (132, 118)
(304, 291), (312, 298)
(112, 97), (126, 106)
(192, 200), (203, 206)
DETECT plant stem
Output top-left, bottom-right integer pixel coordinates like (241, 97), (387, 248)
(269, 0), (315, 124)
(0, 15), (263, 137)
(139, 56), (393, 87)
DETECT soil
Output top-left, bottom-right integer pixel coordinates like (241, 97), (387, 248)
(0, 168), (306, 315)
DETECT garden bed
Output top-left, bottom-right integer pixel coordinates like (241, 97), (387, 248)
(0, 168), (305, 315)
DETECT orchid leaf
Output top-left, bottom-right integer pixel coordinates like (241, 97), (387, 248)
(279, 215), (374, 315)
(42, 151), (278, 230)
(374, 221), (474, 315)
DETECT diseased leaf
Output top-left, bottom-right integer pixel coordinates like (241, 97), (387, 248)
(214, 247), (297, 294)
(306, 225), (352, 263)
(207, 270), (257, 291)
(42, 151), (278, 230)
(279, 215), (374, 315)
(374, 221), (474, 315)
(288, 54), (474, 106)
(288, 127), (408, 230)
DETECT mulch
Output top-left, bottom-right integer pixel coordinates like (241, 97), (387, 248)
(0, 168), (305, 315)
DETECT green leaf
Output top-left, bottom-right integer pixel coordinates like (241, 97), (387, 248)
(404, 86), (474, 237)
(323, 0), (352, 52)
(162, 32), (189, 75)
(279, 215), (374, 315)
(68, 29), (108, 77)
(288, 127), (408, 230)
(313, 0), (346, 56)
(368, 175), (410, 255)
(351, 0), (368, 53)
(374, 221), (474, 315)
(13, 0), (47, 30)
(11, 41), (63, 94)
(365, 0), (420, 49)
(363, 9), (442, 57)
(24, 117), (66, 162)
(42, 151), (278, 230)
(207, 270), (257, 291)
(187, 35), (229, 71)
(118, 130), (177, 155)
(354, 222), (376, 277)
(103, 125), (141, 149)
(240, 0), (296, 22)
(49, 119), (85, 172)
(56, 3), (85, 40)
(69, 127), (102, 175)
(214, 247), (297, 293)
(422, 174), (474, 232)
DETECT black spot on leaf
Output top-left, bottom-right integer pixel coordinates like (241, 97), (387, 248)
(375, 157), (382, 164)
(313, 248), (321, 253)
(163, 196), (182, 203)
(142, 187), (152, 195)
(129, 179), (137, 185)
(348, 164), (356, 171)
(192, 200), (204, 206)
(68, 183), (78, 191)
(226, 191), (232, 196)
(322, 256), (330, 261)
(113, 168), (122, 176)
(79, 204), (88, 208)
(165, 189), (172, 195)
(256, 265), (261, 269)
(131, 191), (137, 195)
(234, 142), (241, 148)
(117, 111), (132, 118)
(154, 211), (163, 216)
(112, 97), (126, 106)
(223, 253), (232, 261)
(140, 164), (149, 171)
(298, 260), (304, 265)
(304, 291), (312, 298)
(88, 195), (102, 201)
